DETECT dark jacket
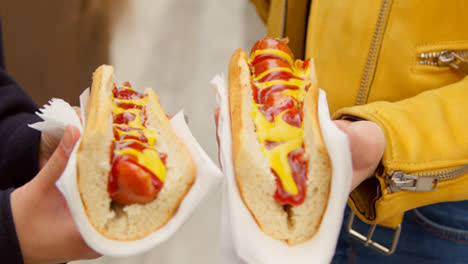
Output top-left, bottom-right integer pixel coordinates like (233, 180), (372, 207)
(0, 19), (42, 264)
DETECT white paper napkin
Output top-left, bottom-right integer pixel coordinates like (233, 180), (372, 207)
(29, 98), (82, 138)
(212, 74), (352, 264)
(29, 89), (223, 257)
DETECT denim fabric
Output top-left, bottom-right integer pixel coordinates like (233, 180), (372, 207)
(333, 201), (468, 264)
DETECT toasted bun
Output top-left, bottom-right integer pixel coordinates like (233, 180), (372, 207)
(77, 65), (195, 240)
(229, 50), (331, 245)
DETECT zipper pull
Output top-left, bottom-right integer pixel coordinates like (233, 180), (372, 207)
(387, 171), (439, 193)
(438, 51), (468, 74)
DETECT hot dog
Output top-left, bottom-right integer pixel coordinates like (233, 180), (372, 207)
(77, 65), (195, 240)
(229, 38), (331, 245)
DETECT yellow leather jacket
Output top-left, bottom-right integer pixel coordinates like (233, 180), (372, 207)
(250, 0), (468, 232)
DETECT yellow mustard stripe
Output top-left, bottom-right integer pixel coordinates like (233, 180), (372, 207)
(295, 66), (312, 79)
(253, 67), (295, 81)
(113, 97), (147, 105)
(250, 49), (294, 66)
(281, 88), (307, 102)
(261, 138), (302, 194)
(255, 79), (309, 89)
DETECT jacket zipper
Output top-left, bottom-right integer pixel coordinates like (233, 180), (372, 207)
(356, 0), (393, 105)
(386, 164), (468, 193)
(419, 50), (468, 73)
(385, 51), (468, 193)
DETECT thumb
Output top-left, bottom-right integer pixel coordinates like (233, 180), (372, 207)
(38, 125), (81, 185)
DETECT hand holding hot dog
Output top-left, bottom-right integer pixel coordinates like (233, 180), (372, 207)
(214, 113), (385, 191)
(334, 120), (385, 190)
(11, 126), (100, 264)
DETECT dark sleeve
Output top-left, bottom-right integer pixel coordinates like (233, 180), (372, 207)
(0, 18), (41, 189)
(0, 189), (24, 264)
(0, 18), (44, 264)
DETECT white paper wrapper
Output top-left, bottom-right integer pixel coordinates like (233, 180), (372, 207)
(212, 74), (352, 264)
(29, 89), (223, 257)
(29, 98), (83, 138)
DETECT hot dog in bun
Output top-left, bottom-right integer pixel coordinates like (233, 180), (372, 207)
(77, 65), (195, 240)
(229, 38), (331, 245)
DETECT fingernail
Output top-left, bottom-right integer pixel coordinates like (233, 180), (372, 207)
(62, 127), (77, 155)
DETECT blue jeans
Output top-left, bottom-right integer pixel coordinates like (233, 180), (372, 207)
(333, 201), (468, 264)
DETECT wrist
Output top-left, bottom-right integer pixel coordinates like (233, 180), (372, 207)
(10, 186), (37, 264)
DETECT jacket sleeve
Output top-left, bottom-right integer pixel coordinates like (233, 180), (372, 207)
(0, 189), (24, 264)
(333, 76), (468, 226)
(0, 68), (41, 189)
(0, 18), (43, 264)
(0, 20), (41, 189)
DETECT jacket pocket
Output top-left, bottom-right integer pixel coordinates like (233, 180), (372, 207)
(414, 41), (468, 74)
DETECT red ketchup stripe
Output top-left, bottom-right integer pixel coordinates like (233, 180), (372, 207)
(115, 102), (144, 110)
(282, 105), (303, 128)
(159, 152), (168, 165)
(113, 112), (136, 125)
(113, 140), (147, 152)
(252, 57), (292, 75)
(113, 85), (145, 100)
(264, 140), (284, 150)
(258, 71), (298, 83)
(252, 83), (298, 104)
(259, 96), (296, 122)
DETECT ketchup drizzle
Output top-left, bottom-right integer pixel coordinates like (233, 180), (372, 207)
(113, 85), (145, 100)
(113, 112), (136, 125)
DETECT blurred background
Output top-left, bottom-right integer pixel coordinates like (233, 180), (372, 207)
(0, 0), (264, 263)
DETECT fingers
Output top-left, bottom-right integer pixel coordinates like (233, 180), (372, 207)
(38, 125), (81, 186)
(333, 120), (385, 190)
(333, 119), (352, 131)
(348, 121), (385, 169)
(39, 132), (61, 169)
